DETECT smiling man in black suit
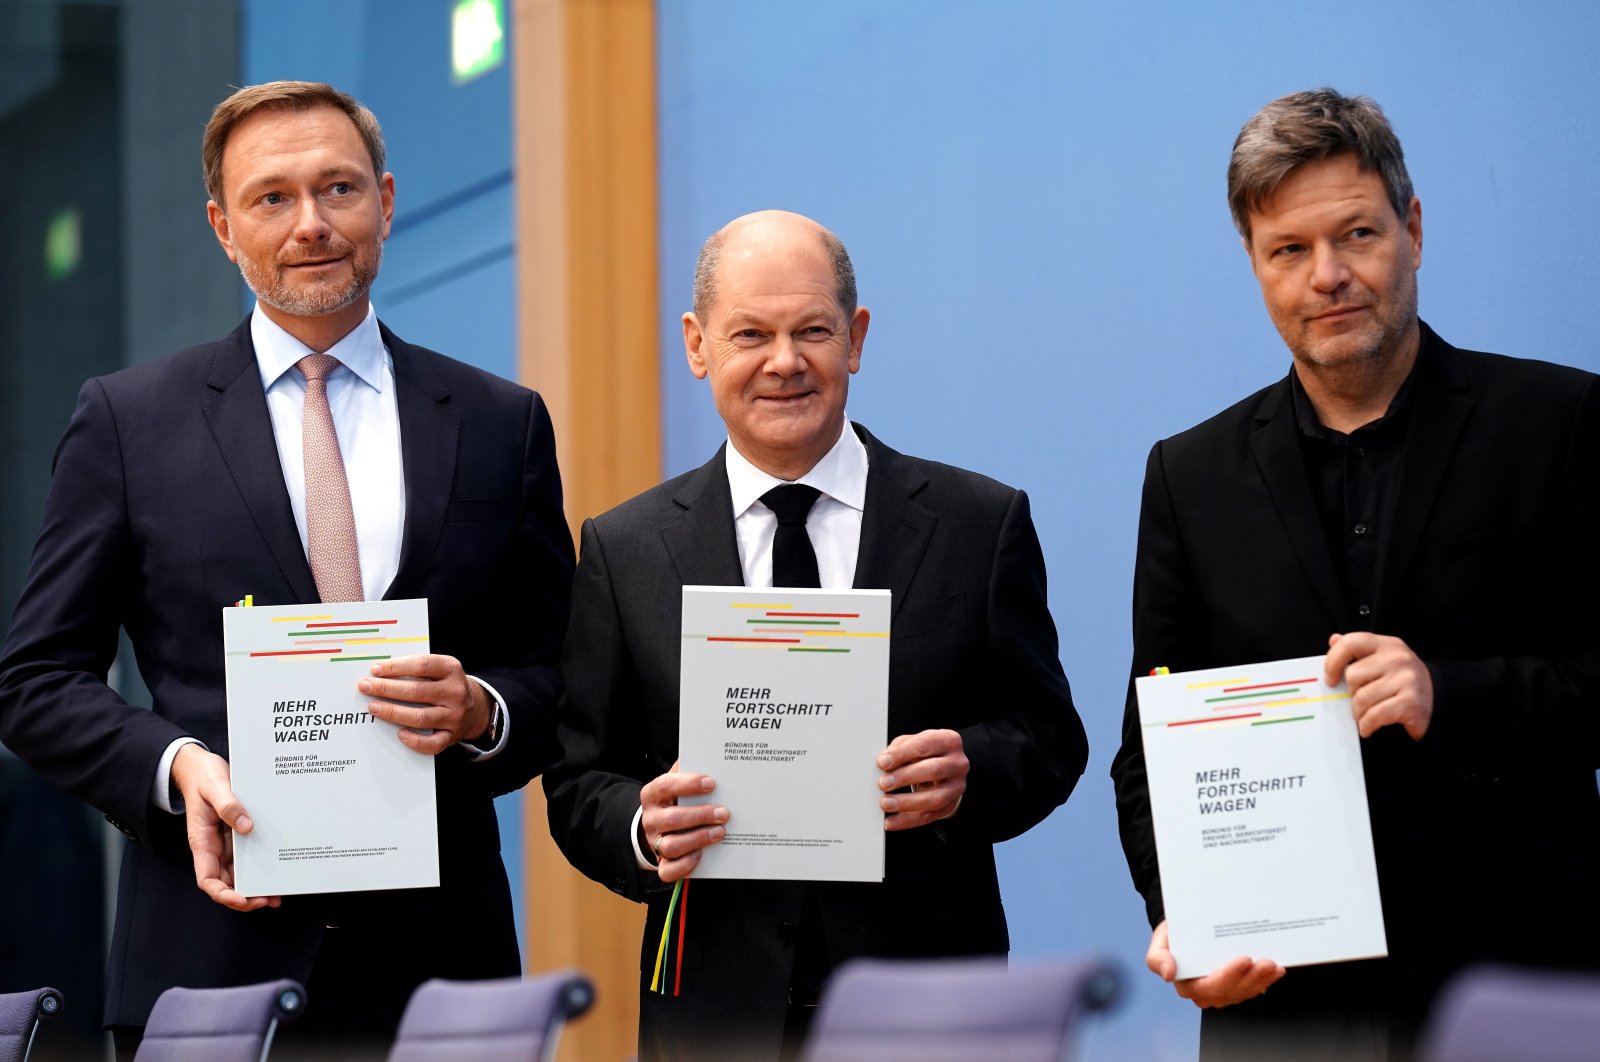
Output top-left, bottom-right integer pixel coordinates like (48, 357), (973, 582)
(544, 209), (1088, 1061)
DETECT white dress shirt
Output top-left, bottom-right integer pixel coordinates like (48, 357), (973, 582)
(631, 419), (869, 868)
(252, 303), (406, 601)
(725, 419), (868, 590)
(155, 304), (504, 813)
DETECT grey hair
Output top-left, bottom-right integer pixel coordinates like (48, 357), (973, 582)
(1228, 88), (1413, 242)
(692, 224), (858, 322)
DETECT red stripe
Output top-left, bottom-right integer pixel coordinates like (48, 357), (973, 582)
(707, 637), (801, 644)
(303, 619), (399, 628)
(1222, 678), (1316, 693)
(250, 648), (342, 657)
(768, 612), (860, 618)
(1169, 712), (1262, 727)
(674, 880), (689, 996)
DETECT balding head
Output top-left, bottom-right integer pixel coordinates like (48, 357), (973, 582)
(693, 210), (857, 323)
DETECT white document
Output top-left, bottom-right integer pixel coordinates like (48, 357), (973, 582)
(1136, 655), (1386, 978)
(223, 598), (439, 896)
(678, 586), (890, 882)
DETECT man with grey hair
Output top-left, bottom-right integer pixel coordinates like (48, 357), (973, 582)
(545, 209), (1088, 1060)
(1113, 88), (1600, 1059)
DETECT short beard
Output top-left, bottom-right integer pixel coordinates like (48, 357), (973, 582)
(239, 239), (383, 319)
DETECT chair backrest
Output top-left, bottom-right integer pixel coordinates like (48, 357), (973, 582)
(0, 988), (62, 1062)
(803, 955), (1123, 1062)
(1421, 964), (1600, 1062)
(387, 971), (595, 1062)
(134, 979), (306, 1062)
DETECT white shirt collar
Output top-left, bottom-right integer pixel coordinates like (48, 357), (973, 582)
(251, 303), (387, 392)
(724, 418), (869, 519)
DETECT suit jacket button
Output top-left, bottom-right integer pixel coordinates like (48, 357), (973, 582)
(104, 815), (138, 841)
(777, 922), (798, 946)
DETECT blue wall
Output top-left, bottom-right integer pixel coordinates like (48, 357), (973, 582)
(656, 3), (1600, 1057)
(243, 1), (1600, 1053)
(243, 0), (527, 949)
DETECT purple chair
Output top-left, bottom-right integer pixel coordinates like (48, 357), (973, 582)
(386, 971), (595, 1062)
(1421, 965), (1600, 1062)
(133, 979), (305, 1062)
(802, 955), (1123, 1062)
(0, 988), (62, 1062)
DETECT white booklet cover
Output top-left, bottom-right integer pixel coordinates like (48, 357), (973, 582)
(223, 598), (439, 896)
(678, 586), (890, 882)
(1136, 655), (1387, 978)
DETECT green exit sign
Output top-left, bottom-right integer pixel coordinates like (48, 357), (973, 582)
(45, 208), (81, 281)
(452, 0), (506, 84)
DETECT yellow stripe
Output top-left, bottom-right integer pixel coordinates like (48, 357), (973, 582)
(343, 637), (429, 645)
(271, 615), (334, 623)
(1262, 693), (1350, 707)
(1183, 678), (1250, 688)
(730, 603), (793, 609)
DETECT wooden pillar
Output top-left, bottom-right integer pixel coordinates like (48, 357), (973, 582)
(514, 1), (659, 1059)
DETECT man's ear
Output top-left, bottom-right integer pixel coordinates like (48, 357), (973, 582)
(206, 200), (238, 263)
(379, 172), (396, 240)
(1404, 196), (1423, 270)
(847, 306), (870, 374)
(683, 312), (709, 380)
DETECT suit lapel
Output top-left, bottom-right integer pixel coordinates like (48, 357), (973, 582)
(660, 447), (745, 587)
(851, 426), (936, 618)
(384, 327), (461, 599)
(200, 320), (319, 604)
(1375, 331), (1474, 618)
(1249, 380), (1346, 628)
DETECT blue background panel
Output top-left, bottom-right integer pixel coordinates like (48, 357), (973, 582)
(657, 3), (1600, 1057)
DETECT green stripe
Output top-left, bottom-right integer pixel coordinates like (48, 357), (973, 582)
(1251, 714), (1313, 726)
(288, 628), (380, 636)
(788, 647), (848, 653)
(1206, 688), (1298, 703)
(330, 655), (391, 662)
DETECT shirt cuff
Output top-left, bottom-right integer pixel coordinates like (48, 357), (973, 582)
(630, 805), (658, 871)
(459, 675), (509, 761)
(154, 737), (205, 814)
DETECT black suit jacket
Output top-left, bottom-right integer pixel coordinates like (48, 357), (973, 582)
(1111, 324), (1600, 1050)
(0, 317), (574, 1029)
(544, 423), (1087, 1059)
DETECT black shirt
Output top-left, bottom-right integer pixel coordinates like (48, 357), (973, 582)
(1289, 363), (1419, 630)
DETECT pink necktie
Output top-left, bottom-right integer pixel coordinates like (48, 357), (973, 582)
(297, 354), (363, 603)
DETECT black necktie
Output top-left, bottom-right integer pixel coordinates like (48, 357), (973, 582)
(761, 484), (822, 588)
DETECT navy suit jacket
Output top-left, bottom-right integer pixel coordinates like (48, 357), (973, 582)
(544, 424), (1088, 1059)
(0, 317), (574, 1028)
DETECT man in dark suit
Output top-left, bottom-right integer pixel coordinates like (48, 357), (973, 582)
(1111, 88), (1600, 1060)
(544, 209), (1087, 1060)
(0, 82), (573, 1055)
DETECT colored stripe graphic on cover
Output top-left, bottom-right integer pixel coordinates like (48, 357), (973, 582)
(1147, 672), (1350, 729)
(235, 613), (420, 663)
(685, 601), (889, 654)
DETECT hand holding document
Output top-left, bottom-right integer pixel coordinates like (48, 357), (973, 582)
(223, 599), (439, 897)
(1135, 656), (1387, 980)
(677, 586), (890, 882)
